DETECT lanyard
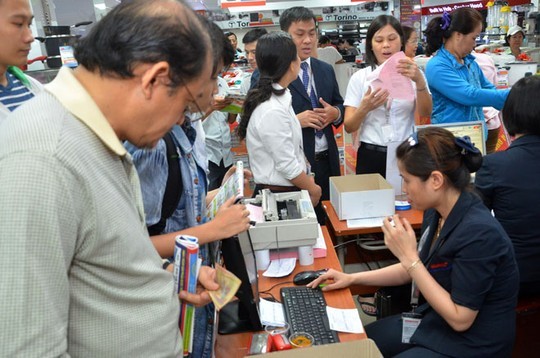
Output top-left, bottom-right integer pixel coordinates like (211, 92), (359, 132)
(410, 220), (447, 308)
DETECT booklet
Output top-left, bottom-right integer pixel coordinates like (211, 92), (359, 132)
(206, 160), (244, 220)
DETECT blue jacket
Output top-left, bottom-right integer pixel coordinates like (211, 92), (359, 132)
(426, 46), (509, 124)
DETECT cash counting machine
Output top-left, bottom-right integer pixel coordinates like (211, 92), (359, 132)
(243, 189), (319, 251)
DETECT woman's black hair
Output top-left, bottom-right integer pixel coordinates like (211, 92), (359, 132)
(402, 25), (415, 43)
(502, 76), (540, 136)
(75, 0), (209, 90)
(424, 8), (483, 56)
(204, 18), (235, 74)
(237, 32), (298, 140)
(396, 127), (482, 191)
(365, 15), (404, 69)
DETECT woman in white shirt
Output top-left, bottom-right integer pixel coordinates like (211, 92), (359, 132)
(237, 32), (321, 206)
(344, 15), (432, 177)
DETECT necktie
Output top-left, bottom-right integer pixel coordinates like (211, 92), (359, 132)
(300, 62), (323, 138)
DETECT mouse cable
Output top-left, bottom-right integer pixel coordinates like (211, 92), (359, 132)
(259, 280), (294, 297)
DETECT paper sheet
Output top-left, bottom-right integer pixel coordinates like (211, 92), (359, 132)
(262, 258), (297, 278)
(367, 51), (415, 101)
(246, 203), (265, 223)
(326, 306), (364, 334)
(385, 141), (403, 196)
(346, 216), (385, 228)
(259, 298), (286, 327)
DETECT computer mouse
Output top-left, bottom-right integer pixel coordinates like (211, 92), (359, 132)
(293, 269), (327, 285)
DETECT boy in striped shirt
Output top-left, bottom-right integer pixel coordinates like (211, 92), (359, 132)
(0, 0), (43, 123)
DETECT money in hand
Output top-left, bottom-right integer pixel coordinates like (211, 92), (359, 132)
(208, 265), (242, 310)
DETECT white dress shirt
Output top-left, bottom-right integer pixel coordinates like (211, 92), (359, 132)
(246, 84), (307, 186)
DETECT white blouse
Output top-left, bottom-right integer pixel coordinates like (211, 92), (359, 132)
(246, 84), (307, 186)
(344, 66), (423, 147)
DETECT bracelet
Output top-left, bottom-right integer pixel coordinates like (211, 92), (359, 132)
(416, 86), (427, 92)
(406, 259), (422, 274)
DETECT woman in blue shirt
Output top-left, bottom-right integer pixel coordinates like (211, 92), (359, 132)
(424, 8), (509, 125)
(309, 127), (518, 357)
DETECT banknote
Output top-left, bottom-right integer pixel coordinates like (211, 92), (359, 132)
(208, 265), (242, 310)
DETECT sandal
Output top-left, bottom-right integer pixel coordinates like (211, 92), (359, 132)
(357, 295), (378, 317)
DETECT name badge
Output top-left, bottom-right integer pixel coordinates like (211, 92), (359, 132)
(401, 312), (422, 344)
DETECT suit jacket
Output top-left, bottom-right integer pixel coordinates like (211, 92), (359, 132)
(289, 57), (344, 177)
(475, 134), (540, 286)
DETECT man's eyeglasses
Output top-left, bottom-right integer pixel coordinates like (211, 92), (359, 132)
(182, 82), (205, 122)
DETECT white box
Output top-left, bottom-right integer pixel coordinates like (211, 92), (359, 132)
(330, 174), (395, 220)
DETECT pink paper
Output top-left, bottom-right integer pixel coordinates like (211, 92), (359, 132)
(367, 51), (415, 102)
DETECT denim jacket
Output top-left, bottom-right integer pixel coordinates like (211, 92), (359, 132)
(126, 124), (215, 358)
(125, 124), (210, 264)
(426, 46), (509, 125)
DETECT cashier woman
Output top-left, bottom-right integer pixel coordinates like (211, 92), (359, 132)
(309, 127), (518, 357)
(505, 25), (525, 59)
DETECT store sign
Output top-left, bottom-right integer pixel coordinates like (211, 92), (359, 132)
(320, 10), (386, 22)
(219, 20), (275, 29)
(421, 1), (484, 15)
(220, 0), (266, 8)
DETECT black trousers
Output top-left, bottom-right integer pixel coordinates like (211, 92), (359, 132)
(313, 152), (332, 225)
(207, 160), (231, 191)
(365, 315), (450, 357)
(356, 143), (387, 178)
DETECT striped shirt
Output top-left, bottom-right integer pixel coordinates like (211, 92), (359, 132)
(0, 72), (34, 112)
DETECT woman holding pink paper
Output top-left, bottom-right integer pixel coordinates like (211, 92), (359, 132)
(344, 15), (432, 177)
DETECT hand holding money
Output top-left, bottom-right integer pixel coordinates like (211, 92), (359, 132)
(208, 265), (242, 310)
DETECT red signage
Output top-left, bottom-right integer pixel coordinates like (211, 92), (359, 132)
(421, 1), (484, 15)
(220, 0), (266, 8)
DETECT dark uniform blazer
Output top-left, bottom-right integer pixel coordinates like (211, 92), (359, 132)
(288, 57), (344, 177)
(475, 134), (540, 289)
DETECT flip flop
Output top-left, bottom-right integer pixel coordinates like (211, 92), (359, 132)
(357, 295), (378, 317)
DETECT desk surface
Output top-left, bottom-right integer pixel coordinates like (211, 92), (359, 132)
(322, 200), (424, 237)
(214, 226), (366, 357)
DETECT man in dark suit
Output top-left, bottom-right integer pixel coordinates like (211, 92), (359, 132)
(280, 7), (344, 223)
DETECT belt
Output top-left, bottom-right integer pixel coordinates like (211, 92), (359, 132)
(315, 150), (329, 161)
(360, 142), (387, 153)
(255, 184), (300, 193)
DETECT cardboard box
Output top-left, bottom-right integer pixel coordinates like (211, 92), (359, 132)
(329, 174), (395, 220)
(263, 339), (382, 358)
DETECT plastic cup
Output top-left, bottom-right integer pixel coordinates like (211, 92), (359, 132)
(264, 322), (289, 337)
(289, 332), (314, 348)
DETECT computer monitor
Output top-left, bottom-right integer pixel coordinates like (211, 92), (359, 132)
(217, 232), (263, 335)
(415, 121), (487, 155)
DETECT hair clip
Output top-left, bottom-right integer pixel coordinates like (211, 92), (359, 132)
(455, 136), (480, 155)
(440, 11), (451, 31)
(407, 132), (419, 147)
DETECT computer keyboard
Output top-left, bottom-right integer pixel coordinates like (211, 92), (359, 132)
(280, 286), (339, 345)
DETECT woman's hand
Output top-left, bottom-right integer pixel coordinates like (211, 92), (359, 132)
(211, 96), (234, 111)
(212, 196), (251, 237)
(381, 215), (419, 269)
(178, 266), (219, 307)
(359, 86), (389, 113)
(397, 58), (423, 84)
(221, 166), (252, 188)
(307, 177), (322, 207)
(306, 268), (354, 291)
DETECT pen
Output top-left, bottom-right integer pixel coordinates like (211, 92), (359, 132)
(318, 284), (328, 288)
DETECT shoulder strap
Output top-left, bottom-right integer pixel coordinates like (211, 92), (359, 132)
(7, 66), (30, 87)
(147, 132), (183, 236)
